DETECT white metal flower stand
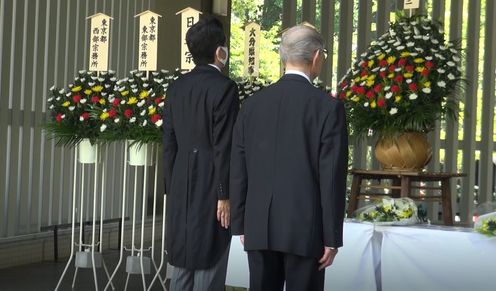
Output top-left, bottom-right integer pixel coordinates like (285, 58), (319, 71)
(104, 141), (167, 291)
(55, 142), (116, 291)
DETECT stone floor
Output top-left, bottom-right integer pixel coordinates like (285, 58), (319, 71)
(0, 250), (247, 291)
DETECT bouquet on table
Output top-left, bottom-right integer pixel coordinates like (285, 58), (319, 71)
(474, 212), (496, 237)
(236, 77), (271, 103)
(355, 197), (419, 225)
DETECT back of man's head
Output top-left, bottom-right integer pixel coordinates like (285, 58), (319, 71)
(280, 25), (324, 66)
(186, 16), (226, 66)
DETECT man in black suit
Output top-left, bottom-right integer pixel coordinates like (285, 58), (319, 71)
(230, 25), (348, 291)
(163, 16), (239, 291)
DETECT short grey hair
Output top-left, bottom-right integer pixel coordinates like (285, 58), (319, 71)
(279, 25), (324, 65)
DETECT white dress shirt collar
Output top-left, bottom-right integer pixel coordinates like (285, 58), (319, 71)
(284, 69), (312, 84)
(208, 64), (222, 72)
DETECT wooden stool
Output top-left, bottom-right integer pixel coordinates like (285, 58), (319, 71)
(347, 169), (466, 226)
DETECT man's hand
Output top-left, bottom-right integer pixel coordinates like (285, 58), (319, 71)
(217, 200), (230, 229)
(240, 235), (245, 246)
(318, 247), (338, 270)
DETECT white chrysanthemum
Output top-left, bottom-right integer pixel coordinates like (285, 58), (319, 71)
(69, 106), (75, 111)
(140, 109), (146, 116)
(413, 35), (422, 39)
(79, 116), (84, 121)
(410, 52), (418, 57)
(61, 114), (65, 118)
(155, 119), (163, 127)
(389, 108), (398, 115)
(372, 67), (380, 72)
(110, 77), (117, 82)
(387, 39), (395, 44)
(406, 79), (413, 84)
(120, 100), (126, 105)
(448, 73), (456, 80)
(364, 102), (369, 107)
(450, 48), (458, 54)
(440, 46), (447, 50)
(142, 120), (147, 126)
(393, 41), (401, 47)
(48, 97), (54, 102)
(80, 98), (87, 104)
(409, 93), (418, 100)
(56, 97), (61, 101)
(407, 42), (415, 47)
(425, 56), (433, 61)
(384, 86), (391, 91)
(65, 92), (71, 97)
(395, 67), (402, 72)
(132, 88), (138, 93)
(447, 61), (456, 67)
(360, 81), (366, 87)
(88, 82), (95, 86)
(100, 124), (107, 132)
(114, 118), (120, 123)
(137, 100), (146, 107)
(141, 77), (147, 81)
(422, 88), (432, 94)
(432, 39), (439, 44)
(453, 56), (461, 62)
(59, 89), (65, 94)
(386, 48), (392, 53)
(159, 102), (165, 107)
(130, 117), (136, 123)
(78, 70), (86, 74)
(98, 77), (104, 82)
(397, 45), (405, 50)
(90, 76), (97, 81)
(380, 67), (387, 72)
(422, 35), (430, 40)
(143, 83), (149, 88)
(102, 92), (107, 97)
(385, 92), (393, 99)
(49, 105), (55, 109)
(437, 81), (446, 88)
(438, 68), (446, 74)
(360, 52), (367, 57)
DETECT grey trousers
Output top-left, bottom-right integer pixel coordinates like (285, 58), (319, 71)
(170, 245), (230, 291)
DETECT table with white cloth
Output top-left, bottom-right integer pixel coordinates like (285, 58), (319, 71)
(226, 221), (496, 291)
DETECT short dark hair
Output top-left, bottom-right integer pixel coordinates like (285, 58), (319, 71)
(186, 16), (226, 66)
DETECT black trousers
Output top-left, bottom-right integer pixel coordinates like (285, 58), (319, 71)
(247, 250), (325, 291)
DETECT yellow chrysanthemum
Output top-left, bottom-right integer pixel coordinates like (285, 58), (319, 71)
(377, 54), (385, 61)
(366, 80), (375, 87)
(92, 85), (103, 92)
(387, 56), (396, 64)
(360, 75), (368, 81)
(368, 60), (374, 68)
(127, 97), (138, 105)
(148, 107), (157, 115)
(99, 98), (106, 105)
(395, 95), (402, 103)
(415, 67), (425, 72)
(370, 101), (377, 108)
(414, 58), (425, 63)
(424, 81), (431, 88)
(351, 96), (360, 102)
(139, 90), (149, 99)
(400, 52), (411, 58)
(388, 73), (395, 79)
(62, 101), (71, 107)
(84, 89), (92, 95)
(404, 72), (414, 78)
(71, 86), (82, 92)
(121, 90), (129, 97)
(367, 74), (376, 81)
(100, 112), (110, 120)
(354, 77), (361, 83)
(346, 91), (352, 97)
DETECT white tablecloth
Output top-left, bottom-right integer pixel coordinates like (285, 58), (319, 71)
(380, 225), (496, 291)
(226, 222), (378, 291)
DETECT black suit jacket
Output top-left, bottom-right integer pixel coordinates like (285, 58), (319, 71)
(163, 65), (239, 269)
(230, 74), (348, 259)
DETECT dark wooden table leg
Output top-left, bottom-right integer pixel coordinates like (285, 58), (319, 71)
(347, 175), (362, 217)
(441, 178), (454, 226)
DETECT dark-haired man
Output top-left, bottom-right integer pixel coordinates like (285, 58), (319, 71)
(163, 16), (239, 291)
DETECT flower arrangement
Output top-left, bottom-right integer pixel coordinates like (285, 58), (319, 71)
(236, 77), (271, 103)
(474, 212), (496, 237)
(44, 70), (117, 147)
(337, 15), (462, 139)
(99, 69), (180, 145)
(356, 198), (419, 225)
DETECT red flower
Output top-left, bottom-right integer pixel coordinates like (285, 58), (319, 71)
(55, 113), (63, 122)
(360, 61), (368, 68)
(339, 91), (346, 99)
(421, 69), (430, 76)
(112, 98), (121, 107)
(425, 61), (434, 68)
(356, 86), (366, 95)
(151, 114), (161, 124)
(374, 84), (382, 93)
(91, 95), (100, 104)
(366, 91), (375, 99)
(81, 112), (90, 120)
(154, 97), (163, 104)
(339, 81), (348, 89)
(377, 99), (385, 107)
(124, 109), (133, 119)
(391, 85), (400, 93)
(409, 83), (418, 91)
(405, 65), (415, 72)
(394, 75), (404, 83)
(360, 70), (368, 77)
(398, 58), (407, 66)
(379, 71), (387, 78)
(388, 65), (396, 72)
(379, 59), (388, 67)
(73, 95), (81, 103)
(108, 109), (117, 118)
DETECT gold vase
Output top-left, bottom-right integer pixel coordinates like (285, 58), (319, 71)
(374, 132), (432, 171)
